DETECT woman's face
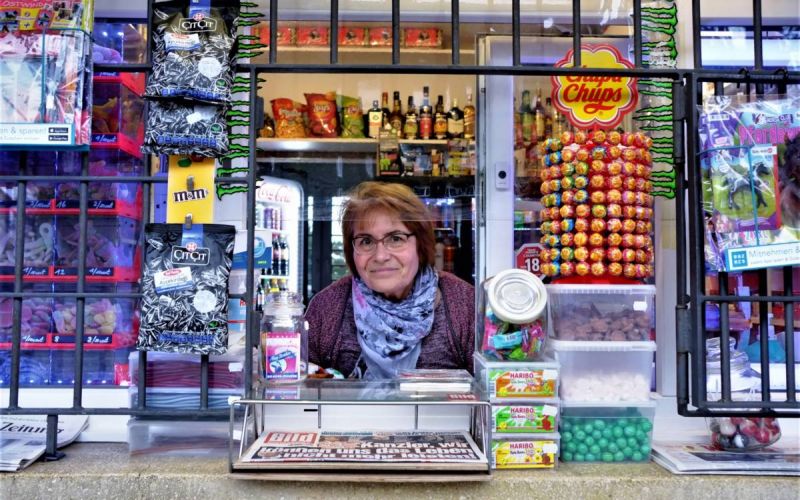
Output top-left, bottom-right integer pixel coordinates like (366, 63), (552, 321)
(353, 211), (420, 300)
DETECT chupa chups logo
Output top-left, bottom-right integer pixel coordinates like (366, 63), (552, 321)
(172, 242), (210, 266)
(551, 44), (638, 129)
(180, 13), (217, 33)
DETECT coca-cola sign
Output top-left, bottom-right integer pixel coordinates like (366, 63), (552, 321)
(551, 45), (638, 129)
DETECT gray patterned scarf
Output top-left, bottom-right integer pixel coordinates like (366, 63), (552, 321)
(351, 266), (438, 380)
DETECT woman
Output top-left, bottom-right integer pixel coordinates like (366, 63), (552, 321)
(305, 181), (475, 379)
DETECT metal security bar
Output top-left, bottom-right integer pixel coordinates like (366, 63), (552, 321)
(676, 0), (800, 416)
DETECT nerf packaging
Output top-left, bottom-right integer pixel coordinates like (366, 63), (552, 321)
(698, 95), (800, 272)
(137, 224), (235, 355)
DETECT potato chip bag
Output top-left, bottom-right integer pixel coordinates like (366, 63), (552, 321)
(304, 92), (339, 138)
(337, 94), (365, 138)
(271, 98), (307, 138)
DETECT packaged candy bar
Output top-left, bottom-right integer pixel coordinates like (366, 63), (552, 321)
(137, 224), (236, 355)
(145, 2), (238, 104)
(141, 101), (229, 157)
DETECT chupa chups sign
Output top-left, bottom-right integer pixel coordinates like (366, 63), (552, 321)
(550, 45), (638, 129)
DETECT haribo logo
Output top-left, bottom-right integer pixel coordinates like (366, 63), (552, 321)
(551, 45), (638, 129)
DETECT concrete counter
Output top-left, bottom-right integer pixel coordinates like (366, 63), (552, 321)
(3, 443), (798, 500)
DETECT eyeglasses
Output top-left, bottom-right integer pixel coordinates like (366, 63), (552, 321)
(352, 232), (415, 255)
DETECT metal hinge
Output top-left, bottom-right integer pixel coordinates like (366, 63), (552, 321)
(675, 305), (692, 354)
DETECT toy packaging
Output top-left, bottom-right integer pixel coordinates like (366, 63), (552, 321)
(698, 95), (800, 272)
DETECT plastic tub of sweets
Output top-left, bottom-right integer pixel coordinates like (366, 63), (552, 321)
(491, 398), (560, 434)
(546, 284), (655, 341)
(549, 339), (655, 402)
(559, 400), (656, 463)
(474, 352), (559, 400)
(491, 433), (560, 469)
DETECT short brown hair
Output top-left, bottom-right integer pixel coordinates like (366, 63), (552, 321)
(341, 181), (436, 278)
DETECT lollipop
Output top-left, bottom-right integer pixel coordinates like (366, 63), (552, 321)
(574, 232), (589, 247)
(592, 129), (607, 144)
(574, 189), (589, 203)
(589, 232), (604, 247)
(560, 262), (575, 277)
(575, 261), (590, 276)
(607, 160), (623, 175)
(590, 218), (607, 233)
(590, 160), (607, 175)
(575, 161), (590, 176)
(607, 247), (623, 262)
(608, 262), (623, 276)
(574, 130), (588, 144)
(574, 217), (589, 232)
(590, 191), (607, 205)
(574, 176), (588, 190)
(561, 247), (575, 261)
(591, 205), (608, 219)
(561, 131), (575, 146)
(574, 246), (589, 262)
(607, 218), (622, 233)
(589, 247), (606, 263)
(623, 263), (637, 279)
(607, 233), (623, 247)
(576, 204), (591, 218)
(590, 262), (607, 277)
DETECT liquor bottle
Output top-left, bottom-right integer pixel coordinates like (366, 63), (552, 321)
(463, 90), (476, 140)
(443, 235), (457, 273)
(269, 278), (279, 294)
(419, 86), (433, 140)
(256, 277), (265, 312)
(271, 233), (280, 275)
(381, 91), (391, 128)
(434, 95), (448, 140)
(544, 97), (554, 138)
(278, 278), (288, 292)
(447, 98), (464, 139)
(533, 89), (546, 140)
(368, 99), (383, 139)
(520, 90), (533, 146)
(514, 97), (523, 147)
(389, 91), (404, 137)
(279, 236), (289, 276)
(403, 95), (418, 140)
(434, 235), (445, 272)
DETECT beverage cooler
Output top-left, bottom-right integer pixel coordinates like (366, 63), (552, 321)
(255, 74), (478, 301)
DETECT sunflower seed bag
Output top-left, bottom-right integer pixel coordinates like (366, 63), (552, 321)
(137, 223), (236, 355)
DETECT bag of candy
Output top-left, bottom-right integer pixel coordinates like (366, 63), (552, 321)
(137, 223), (236, 355)
(141, 101), (229, 157)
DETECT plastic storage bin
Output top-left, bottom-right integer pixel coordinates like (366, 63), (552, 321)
(490, 433), (560, 469)
(52, 283), (139, 348)
(0, 151), (63, 209)
(491, 399), (560, 434)
(474, 353), (559, 399)
(91, 73), (145, 146)
(93, 21), (147, 64)
(50, 348), (128, 386)
(0, 284), (52, 344)
(546, 284), (656, 341)
(0, 349), (51, 386)
(549, 340), (656, 402)
(54, 215), (141, 280)
(0, 214), (55, 276)
(56, 147), (144, 218)
(128, 351), (245, 389)
(559, 400), (656, 462)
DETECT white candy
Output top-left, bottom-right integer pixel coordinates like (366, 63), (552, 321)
(562, 372), (650, 401)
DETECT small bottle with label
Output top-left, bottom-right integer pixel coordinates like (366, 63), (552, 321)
(463, 90), (476, 140)
(418, 86), (433, 140)
(434, 95), (448, 140)
(368, 99), (383, 139)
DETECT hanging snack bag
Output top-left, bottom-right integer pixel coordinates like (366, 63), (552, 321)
(271, 98), (307, 138)
(137, 224), (236, 355)
(304, 92), (339, 138)
(146, 2), (239, 104)
(337, 94), (365, 138)
(141, 101), (229, 157)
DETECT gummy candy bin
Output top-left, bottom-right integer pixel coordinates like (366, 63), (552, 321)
(0, 214), (56, 273)
(54, 216), (141, 279)
(50, 349), (129, 386)
(52, 284), (139, 347)
(491, 434), (561, 469)
(93, 21), (148, 65)
(91, 74), (145, 144)
(559, 401), (656, 463)
(546, 284), (656, 342)
(0, 151), (62, 208)
(474, 353), (560, 399)
(0, 284), (53, 343)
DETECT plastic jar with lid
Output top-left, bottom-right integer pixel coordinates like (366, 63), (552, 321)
(259, 292), (308, 382)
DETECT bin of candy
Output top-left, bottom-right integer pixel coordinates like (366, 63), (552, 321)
(0, 349), (51, 386)
(91, 73), (145, 145)
(491, 399), (560, 434)
(549, 339), (655, 402)
(474, 353), (559, 399)
(56, 148), (144, 217)
(546, 284), (655, 341)
(0, 151), (63, 209)
(478, 269), (548, 361)
(93, 21), (147, 64)
(0, 28), (93, 147)
(128, 351), (244, 389)
(54, 216), (141, 279)
(0, 284), (52, 344)
(0, 214), (55, 275)
(52, 283), (139, 348)
(708, 416), (781, 451)
(50, 348), (128, 386)
(490, 434), (560, 469)
(559, 400), (656, 462)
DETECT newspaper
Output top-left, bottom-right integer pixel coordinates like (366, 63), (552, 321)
(0, 415), (89, 472)
(237, 430), (488, 471)
(652, 440), (800, 476)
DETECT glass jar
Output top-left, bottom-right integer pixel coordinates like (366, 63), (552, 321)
(259, 292), (307, 382)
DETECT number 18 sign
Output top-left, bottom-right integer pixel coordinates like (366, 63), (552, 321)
(515, 243), (545, 278)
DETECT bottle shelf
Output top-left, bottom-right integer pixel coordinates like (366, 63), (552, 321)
(257, 137), (473, 154)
